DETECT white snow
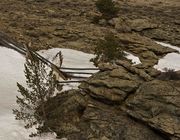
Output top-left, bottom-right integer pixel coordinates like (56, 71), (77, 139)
(155, 41), (180, 53)
(38, 48), (97, 71)
(38, 48), (98, 90)
(0, 46), (97, 140)
(124, 51), (141, 65)
(154, 42), (180, 71)
(0, 46), (59, 140)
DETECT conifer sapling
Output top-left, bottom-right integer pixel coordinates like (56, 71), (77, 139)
(13, 51), (62, 136)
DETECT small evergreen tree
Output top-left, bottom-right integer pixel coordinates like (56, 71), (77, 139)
(93, 33), (125, 65)
(95, 0), (119, 20)
(13, 53), (60, 136)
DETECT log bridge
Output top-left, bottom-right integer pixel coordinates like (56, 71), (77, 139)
(0, 32), (98, 83)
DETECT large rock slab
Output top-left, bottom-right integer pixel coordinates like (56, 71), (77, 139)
(44, 90), (165, 140)
(82, 85), (127, 103)
(80, 65), (144, 104)
(86, 78), (139, 92)
(123, 80), (180, 139)
(128, 18), (158, 32)
(43, 67), (180, 140)
(113, 18), (158, 32)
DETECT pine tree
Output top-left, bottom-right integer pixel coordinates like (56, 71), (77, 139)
(13, 53), (60, 136)
(95, 0), (119, 20)
(93, 33), (126, 66)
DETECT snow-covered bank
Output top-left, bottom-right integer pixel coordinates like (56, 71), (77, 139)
(154, 42), (180, 71)
(0, 46), (97, 140)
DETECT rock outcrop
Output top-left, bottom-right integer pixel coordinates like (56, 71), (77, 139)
(80, 62), (148, 104)
(43, 64), (180, 140)
(45, 90), (165, 140)
(114, 33), (176, 69)
(123, 80), (180, 140)
(0, 0), (179, 139)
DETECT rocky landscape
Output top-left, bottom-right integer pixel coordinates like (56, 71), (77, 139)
(43, 60), (180, 140)
(0, 0), (180, 140)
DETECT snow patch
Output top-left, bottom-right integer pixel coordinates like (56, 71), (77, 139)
(38, 48), (96, 70)
(124, 51), (141, 65)
(0, 46), (97, 139)
(155, 41), (180, 53)
(38, 48), (98, 90)
(0, 46), (59, 140)
(154, 42), (180, 71)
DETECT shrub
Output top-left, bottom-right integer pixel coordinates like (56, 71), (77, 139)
(93, 33), (125, 65)
(157, 68), (180, 80)
(95, 0), (119, 20)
